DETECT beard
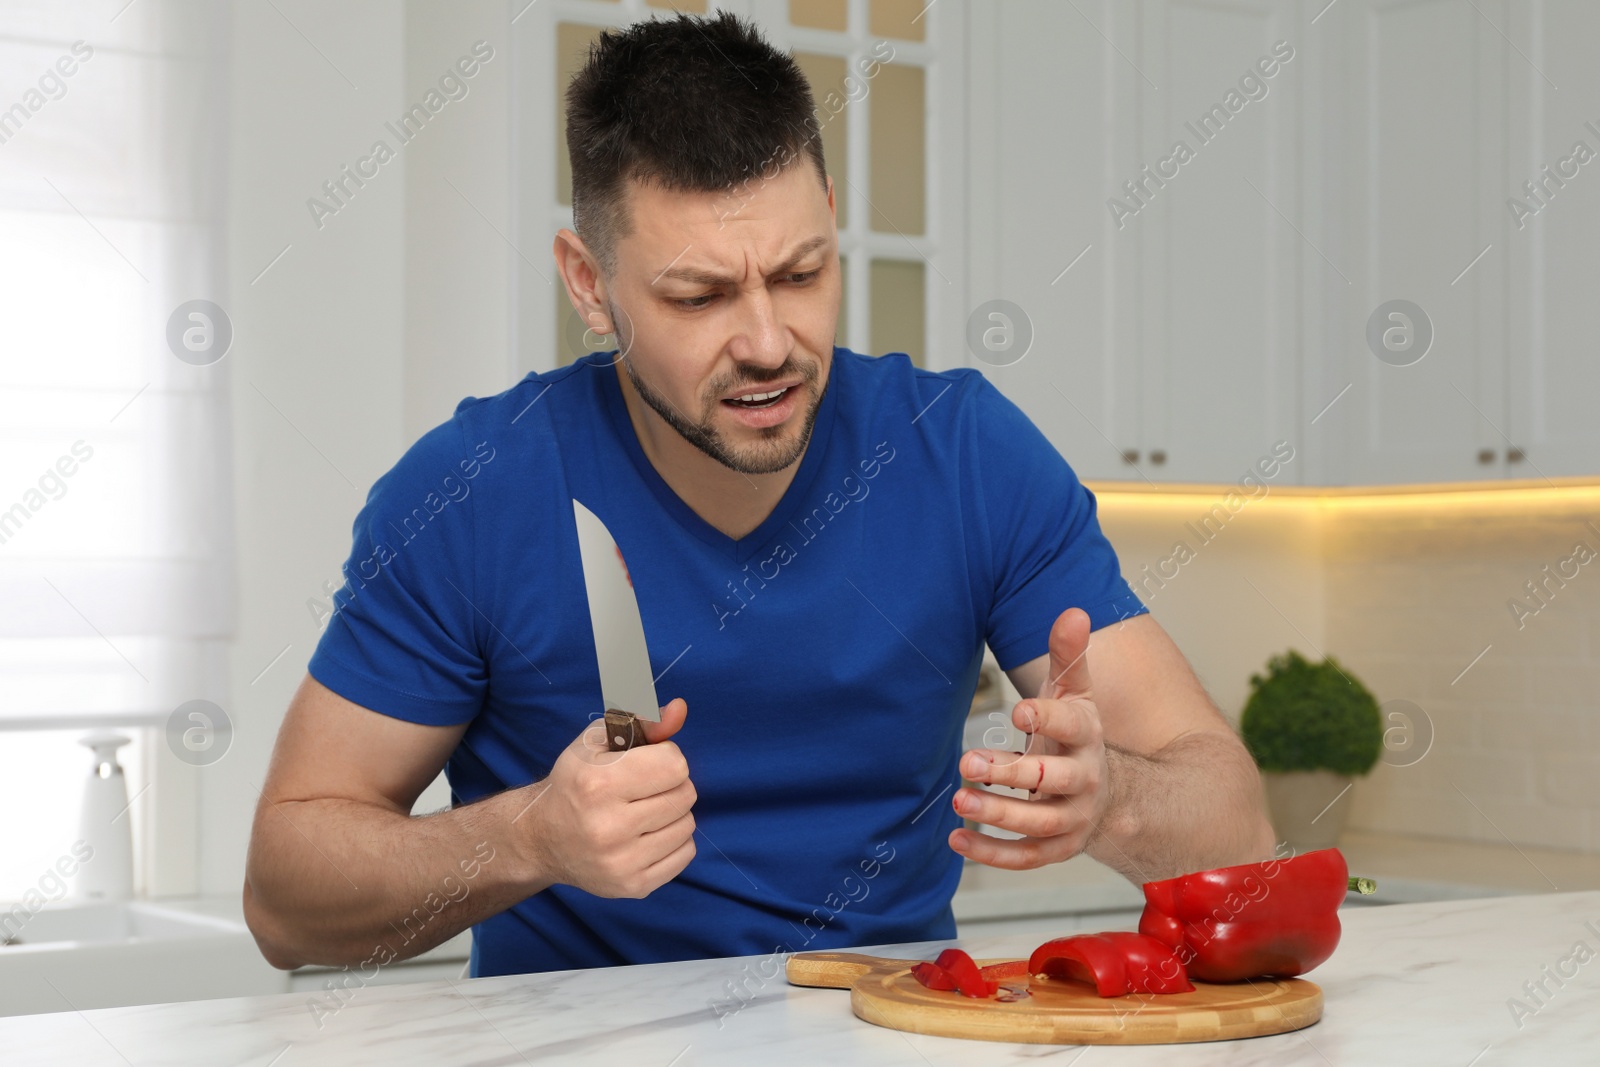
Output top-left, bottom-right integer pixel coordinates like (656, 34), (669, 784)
(611, 302), (826, 476)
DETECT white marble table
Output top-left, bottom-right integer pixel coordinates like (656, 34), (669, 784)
(2, 890), (1593, 1065)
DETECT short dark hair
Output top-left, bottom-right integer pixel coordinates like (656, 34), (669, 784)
(565, 11), (828, 278)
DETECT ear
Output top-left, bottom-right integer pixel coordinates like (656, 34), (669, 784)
(552, 228), (613, 336)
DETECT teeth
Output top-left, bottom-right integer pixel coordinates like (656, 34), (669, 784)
(733, 388), (786, 403)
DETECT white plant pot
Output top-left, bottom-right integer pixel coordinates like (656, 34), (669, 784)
(1261, 769), (1354, 852)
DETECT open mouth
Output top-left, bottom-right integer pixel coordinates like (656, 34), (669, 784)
(721, 386), (792, 410)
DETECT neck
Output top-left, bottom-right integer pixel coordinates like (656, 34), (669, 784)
(614, 362), (800, 540)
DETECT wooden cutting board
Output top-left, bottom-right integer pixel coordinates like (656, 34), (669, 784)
(786, 951), (1322, 1045)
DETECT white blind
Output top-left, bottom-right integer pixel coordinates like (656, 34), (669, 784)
(0, 2), (232, 896)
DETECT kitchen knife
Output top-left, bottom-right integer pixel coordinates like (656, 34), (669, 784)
(572, 498), (662, 752)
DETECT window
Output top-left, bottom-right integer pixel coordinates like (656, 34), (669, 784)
(0, 5), (231, 899)
(512, 0), (963, 373)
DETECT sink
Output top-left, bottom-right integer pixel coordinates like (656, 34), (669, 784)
(3, 900), (243, 946)
(0, 899), (286, 1017)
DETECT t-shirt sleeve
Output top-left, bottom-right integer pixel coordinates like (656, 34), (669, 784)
(972, 374), (1147, 672)
(306, 417), (488, 726)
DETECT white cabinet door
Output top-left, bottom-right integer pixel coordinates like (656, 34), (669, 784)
(1323, 0), (1508, 485)
(967, 0), (1141, 483)
(975, 0), (1594, 487)
(1506, 0), (1600, 479)
(1134, 0), (1302, 485)
(972, 0), (1303, 486)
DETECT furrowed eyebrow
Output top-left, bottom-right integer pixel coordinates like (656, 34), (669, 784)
(652, 234), (829, 287)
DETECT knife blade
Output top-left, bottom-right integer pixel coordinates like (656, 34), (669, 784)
(572, 498), (662, 752)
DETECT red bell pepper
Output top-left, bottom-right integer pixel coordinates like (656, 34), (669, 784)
(979, 959), (1030, 983)
(1139, 847), (1366, 982)
(1028, 932), (1194, 997)
(910, 948), (999, 997)
(910, 961), (957, 992)
(936, 948), (998, 996)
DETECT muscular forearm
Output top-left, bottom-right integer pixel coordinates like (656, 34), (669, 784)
(243, 786), (550, 970)
(1087, 731), (1276, 883)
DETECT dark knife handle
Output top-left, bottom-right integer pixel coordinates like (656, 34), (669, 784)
(604, 708), (643, 752)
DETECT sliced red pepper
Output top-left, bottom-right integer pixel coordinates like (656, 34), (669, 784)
(1028, 932), (1194, 997)
(1139, 847), (1352, 982)
(934, 948), (999, 997)
(979, 959), (1030, 982)
(912, 951), (1011, 997)
(910, 960), (957, 991)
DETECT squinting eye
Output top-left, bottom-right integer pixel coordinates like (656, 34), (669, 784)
(674, 271), (818, 310)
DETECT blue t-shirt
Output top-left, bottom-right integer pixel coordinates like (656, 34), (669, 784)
(307, 347), (1146, 978)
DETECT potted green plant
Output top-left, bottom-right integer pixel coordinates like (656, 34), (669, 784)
(1240, 650), (1383, 851)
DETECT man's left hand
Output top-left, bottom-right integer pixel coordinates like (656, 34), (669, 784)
(948, 607), (1111, 869)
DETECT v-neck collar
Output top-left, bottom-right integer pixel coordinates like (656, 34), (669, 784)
(597, 348), (842, 563)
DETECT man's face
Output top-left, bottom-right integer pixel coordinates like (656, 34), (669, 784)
(603, 160), (839, 476)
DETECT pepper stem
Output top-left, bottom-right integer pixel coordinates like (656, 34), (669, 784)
(1348, 876), (1377, 895)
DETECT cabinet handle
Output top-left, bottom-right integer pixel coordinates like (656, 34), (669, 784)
(1477, 448), (1496, 465)
(1121, 449), (1140, 465)
(1507, 447), (1526, 463)
(1149, 450), (1167, 465)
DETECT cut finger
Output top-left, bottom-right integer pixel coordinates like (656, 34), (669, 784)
(967, 751), (1092, 796)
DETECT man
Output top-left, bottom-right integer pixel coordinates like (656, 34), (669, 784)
(243, 11), (1273, 981)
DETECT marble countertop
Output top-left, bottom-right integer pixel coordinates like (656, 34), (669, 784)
(2, 889), (1593, 1065)
(133, 829), (1600, 967)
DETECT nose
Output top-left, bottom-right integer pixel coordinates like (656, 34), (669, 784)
(730, 286), (790, 370)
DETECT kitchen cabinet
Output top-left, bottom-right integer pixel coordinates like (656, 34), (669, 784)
(966, 0), (1139, 483)
(975, 0), (1600, 486)
(973, 0), (1304, 486)
(1506, 0), (1600, 478)
(1321, 0), (1509, 485)
(1132, 0), (1302, 486)
(1328, 0), (1600, 484)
